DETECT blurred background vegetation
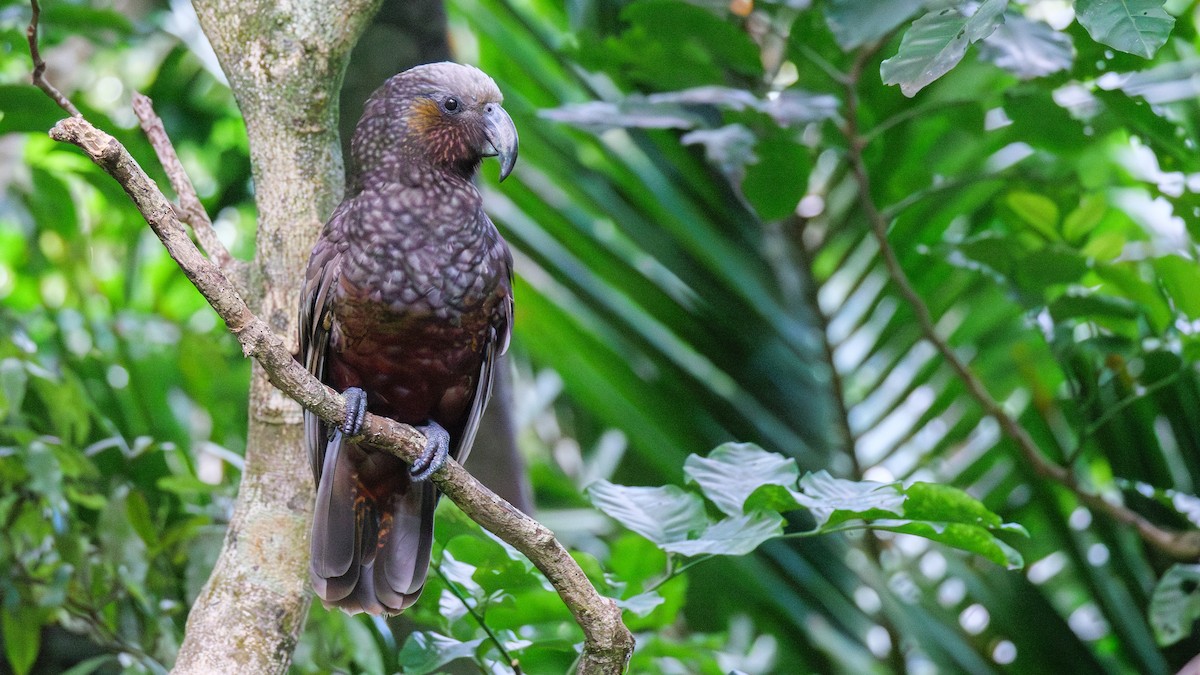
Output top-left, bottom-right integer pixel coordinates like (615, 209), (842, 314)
(4, 0), (1200, 672)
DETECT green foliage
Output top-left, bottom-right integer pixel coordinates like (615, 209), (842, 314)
(5, 0), (1200, 672)
(592, 444), (1024, 568)
(1150, 563), (1200, 646)
(880, 0), (1009, 97)
(1075, 0), (1175, 58)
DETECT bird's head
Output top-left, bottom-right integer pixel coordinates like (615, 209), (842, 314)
(351, 62), (519, 187)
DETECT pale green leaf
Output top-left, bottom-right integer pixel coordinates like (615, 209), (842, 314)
(979, 14), (1075, 79)
(398, 631), (485, 675)
(794, 471), (907, 528)
(1075, 0), (1174, 58)
(1150, 564), (1200, 645)
(587, 480), (708, 545)
(825, 0), (924, 50)
(881, 0), (1009, 97)
(660, 511), (785, 557)
(683, 443), (798, 516)
(614, 590), (667, 617)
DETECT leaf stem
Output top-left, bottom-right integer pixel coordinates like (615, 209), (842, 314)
(432, 561), (521, 674)
(642, 554), (713, 595)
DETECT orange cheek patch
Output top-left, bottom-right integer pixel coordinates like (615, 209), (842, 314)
(407, 98), (442, 135)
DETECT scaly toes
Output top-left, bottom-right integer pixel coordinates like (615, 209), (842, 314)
(410, 420), (450, 481)
(341, 387), (368, 437)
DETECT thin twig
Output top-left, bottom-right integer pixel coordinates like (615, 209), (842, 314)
(131, 92), (250, 294)
(432, 562), (522, 674)
(840, 48), (1200, 562)
(26, 0), (81, 117)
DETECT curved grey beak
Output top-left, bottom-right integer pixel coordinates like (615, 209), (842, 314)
(481, 104), (518, 181)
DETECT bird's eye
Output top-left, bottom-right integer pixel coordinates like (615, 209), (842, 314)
(443, 97), (460, 113)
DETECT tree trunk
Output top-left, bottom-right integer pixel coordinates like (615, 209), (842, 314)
(172, 0), (381, 671)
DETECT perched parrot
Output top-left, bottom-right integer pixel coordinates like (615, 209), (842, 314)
(299, 62), (516, 615)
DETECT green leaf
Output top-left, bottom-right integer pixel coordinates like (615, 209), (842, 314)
(1150, 564), (1200, 645)
(398, 631), (485, 675)
(1074, 0), (1174, 59)
(1015, 247), (1090, 290)
(743, 483), (807, 513)
(871, 521), (1025, 568)
(741, 128), (809, 221)
(978, 15), (1075, 79)
(794, 471), (907, 528)
(1062, 194), (1108, 244)
(587, 480), (707, 545)
(660, 511), (784, 557)
(1095, 262), (1173, 331)
(99, 486), (149, 593)
(540, 99), (703, 132)
(1153, 255), (1200, 320)
(683, 443), (799, 516)
(824, 0), (924, 50)
(40, 3), (135, 34)
(1048, 292), (1141, 322)
(0, 358), (27, 421)
(607, 534), (668, 590)
(682, 125), (757, 183)
(1, 605), (41, 675)
(614, 591), (666, 617)
(1006, 191), (1060, 240)
(902, 482), (1004, 529)
(881, 0), (1009, 97)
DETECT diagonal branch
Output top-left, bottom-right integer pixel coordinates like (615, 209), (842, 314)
(839, 49), (1200, 563)
(131, 92), (251, 296)
(48, 113), (633, 675)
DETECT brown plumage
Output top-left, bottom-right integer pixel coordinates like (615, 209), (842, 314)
(299, 62), (516, 615)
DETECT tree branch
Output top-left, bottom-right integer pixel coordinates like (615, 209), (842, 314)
(840, 49), (1200, 563)
(26, 0), (80, 117)
(48, 112), (632, 674)
(131, 92), (251, 296)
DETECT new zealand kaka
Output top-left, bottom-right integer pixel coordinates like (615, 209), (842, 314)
(299, 62), (516, 615)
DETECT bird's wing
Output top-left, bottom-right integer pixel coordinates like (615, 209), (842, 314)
(300, 205), (348, 484)
(453, 232), (513, 467)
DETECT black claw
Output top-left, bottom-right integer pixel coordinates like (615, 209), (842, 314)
(410, 420), (450, 482)
(341, 387), (368, 437)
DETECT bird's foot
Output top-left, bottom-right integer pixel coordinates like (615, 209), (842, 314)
(341, 387), (368, 437)
(409, 420), (450, 482)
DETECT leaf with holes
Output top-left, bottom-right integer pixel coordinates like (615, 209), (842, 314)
(1150, 564), (1200, 645)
